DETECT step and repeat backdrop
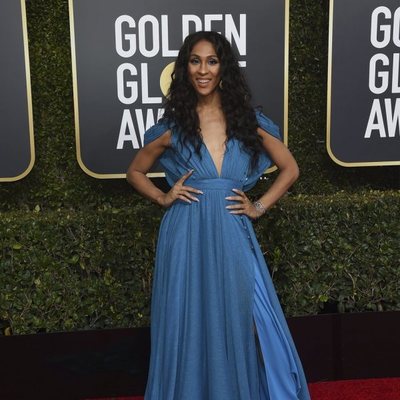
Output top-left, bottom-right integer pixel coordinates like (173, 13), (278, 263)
(0, 0), (34, 182)
(328, 0), (400, 167)
(1, 1), (398, 182)
(68, 0), (289, 178)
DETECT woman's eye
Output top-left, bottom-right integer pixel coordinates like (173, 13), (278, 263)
(208, 59), (218, 65)
(190, 58), (200, 65)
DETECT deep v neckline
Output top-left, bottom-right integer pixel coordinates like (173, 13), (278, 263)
(202, 140), (227, 178)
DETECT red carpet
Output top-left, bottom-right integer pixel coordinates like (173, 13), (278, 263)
(85, 377), (400, 400)
(308, 377), (400, 400)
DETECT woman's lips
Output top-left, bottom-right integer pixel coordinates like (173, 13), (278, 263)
(197, 78), (211, 86)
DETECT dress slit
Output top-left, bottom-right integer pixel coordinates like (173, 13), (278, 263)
(252, 258), (300, 400)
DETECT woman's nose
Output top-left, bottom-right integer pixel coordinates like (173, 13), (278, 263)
(199, 62), (208, 74)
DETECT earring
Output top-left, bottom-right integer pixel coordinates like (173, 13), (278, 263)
(219, 80), (223, 90)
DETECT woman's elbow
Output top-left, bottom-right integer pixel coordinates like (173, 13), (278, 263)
(126, 166), (138, 187)
(285, 160), (299, 186)
(292, 162), (300, 183)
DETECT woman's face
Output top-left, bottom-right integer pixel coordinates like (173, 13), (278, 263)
(187, 40), (221, 98)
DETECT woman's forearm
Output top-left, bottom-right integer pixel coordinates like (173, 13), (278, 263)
(126, 132), (171, 206)
(127, 170), (166, 206)
(257, 163), (299, 211)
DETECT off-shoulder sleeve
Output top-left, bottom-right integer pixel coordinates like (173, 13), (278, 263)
(255, 110), (282, 141)
(143, 119), (172, 146)
(242, 111), (282, 191)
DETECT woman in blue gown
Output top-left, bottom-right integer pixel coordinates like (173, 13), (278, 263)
(127, 31), (311, 400)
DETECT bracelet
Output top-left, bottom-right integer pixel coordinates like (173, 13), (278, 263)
(253, 200), (267, 216)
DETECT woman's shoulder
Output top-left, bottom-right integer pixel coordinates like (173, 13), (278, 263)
(143, 117), (176, 146)
(254, 109), (281, 140)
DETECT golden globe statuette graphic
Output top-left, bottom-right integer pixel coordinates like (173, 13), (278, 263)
(160, 62), (175, 97)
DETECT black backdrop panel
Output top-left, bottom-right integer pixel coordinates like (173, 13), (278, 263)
(0, 0), (34, 182)
(70, 0), (288, 178)
(328, 0), (400, 166)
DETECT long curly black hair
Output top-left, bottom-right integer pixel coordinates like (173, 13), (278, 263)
(163, 31), (264, 170)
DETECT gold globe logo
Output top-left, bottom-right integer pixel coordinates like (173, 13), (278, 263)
(160, 62), (175, 97)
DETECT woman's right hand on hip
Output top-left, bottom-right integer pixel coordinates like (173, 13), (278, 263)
(157, 170), (203, 208)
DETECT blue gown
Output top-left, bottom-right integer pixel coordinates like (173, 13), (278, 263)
(143, 111), (311, 400)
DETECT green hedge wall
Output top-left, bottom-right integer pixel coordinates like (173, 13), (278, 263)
(1, 193), (399, 335)
(0, 0), (399, 335)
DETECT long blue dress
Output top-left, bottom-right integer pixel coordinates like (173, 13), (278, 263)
(143, 111), (311, 400)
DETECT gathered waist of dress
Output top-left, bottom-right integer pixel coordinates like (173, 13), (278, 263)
(184, 178), (243, 191)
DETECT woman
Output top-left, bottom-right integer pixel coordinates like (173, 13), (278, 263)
(127, 31), (310, 400)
